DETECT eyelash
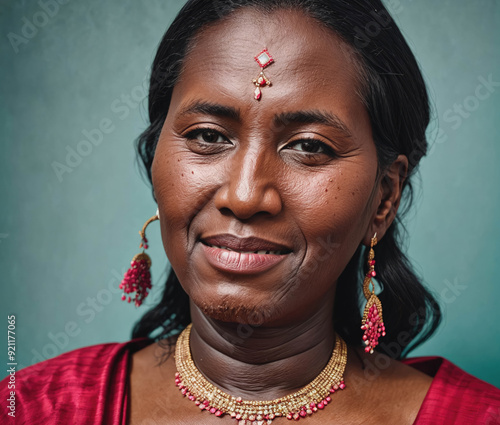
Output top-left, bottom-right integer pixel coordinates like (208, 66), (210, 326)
(184, 128), (336, 158)
(185, 128), (228, 145)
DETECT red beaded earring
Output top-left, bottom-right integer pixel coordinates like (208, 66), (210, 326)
(120, 208), (159, 307)
(361, 233), (386, 353)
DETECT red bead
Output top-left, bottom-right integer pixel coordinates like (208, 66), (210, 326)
(317, 402), (324, 409)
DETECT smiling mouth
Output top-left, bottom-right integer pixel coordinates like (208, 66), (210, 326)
(201, 241), (290, 256)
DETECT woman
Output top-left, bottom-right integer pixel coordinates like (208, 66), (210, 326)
(2, 0), (499, 424)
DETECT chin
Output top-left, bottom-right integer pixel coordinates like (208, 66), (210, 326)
(194, 294), (278, 326)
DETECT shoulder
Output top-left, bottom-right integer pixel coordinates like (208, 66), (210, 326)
(402, 356), (500, 424)
(0, 338), (153, 425)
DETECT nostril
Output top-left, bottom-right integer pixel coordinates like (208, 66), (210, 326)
(214, 184), (283, 220)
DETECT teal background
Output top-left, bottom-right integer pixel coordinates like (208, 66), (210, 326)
(0, 0), (499, 388)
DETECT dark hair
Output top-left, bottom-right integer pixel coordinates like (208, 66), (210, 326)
(132, 0), (441, 359)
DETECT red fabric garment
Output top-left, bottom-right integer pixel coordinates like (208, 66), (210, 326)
(401, 356), (500, 424)
(0, 338), (151, 425)
(1, 338), (499, 424)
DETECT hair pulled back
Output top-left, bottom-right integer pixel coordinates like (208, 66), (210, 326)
(132, 0), (441, 359)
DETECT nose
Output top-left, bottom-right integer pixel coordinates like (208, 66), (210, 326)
(213, 146), (283, 220)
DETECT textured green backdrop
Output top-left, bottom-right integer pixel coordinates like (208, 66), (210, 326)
(1, 0), (499, 387)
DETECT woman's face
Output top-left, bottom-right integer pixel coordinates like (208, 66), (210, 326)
(152, 8), (381, 327)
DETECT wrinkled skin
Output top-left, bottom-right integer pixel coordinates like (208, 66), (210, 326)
(128, 8), (430, 425)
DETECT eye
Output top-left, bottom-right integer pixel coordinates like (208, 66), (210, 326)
(183, 127), (232, 155)
(185, 128), (228, 144)
(284, 139), (336, 156)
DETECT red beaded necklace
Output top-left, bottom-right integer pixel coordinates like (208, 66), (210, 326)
(174, 324), (347, 424)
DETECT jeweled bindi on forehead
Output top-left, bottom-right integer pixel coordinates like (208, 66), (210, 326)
(255, 49), (274, 68)
(252, 49), (274, 100)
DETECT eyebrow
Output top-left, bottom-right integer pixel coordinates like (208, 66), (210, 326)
(177, 101), (352, 137)
(178, 101), (240, 121)
(273, 110), (352, 138)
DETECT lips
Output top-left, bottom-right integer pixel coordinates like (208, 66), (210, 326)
(199, 233), (293, 274)
(200, 234), (292, 255)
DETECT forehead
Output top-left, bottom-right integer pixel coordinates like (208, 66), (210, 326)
(171, 7), (367, 127)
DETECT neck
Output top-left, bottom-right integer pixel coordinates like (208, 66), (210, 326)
(188, 298), (337, 400)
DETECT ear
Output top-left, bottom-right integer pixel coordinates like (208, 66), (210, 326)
(363, 154), (408, 246)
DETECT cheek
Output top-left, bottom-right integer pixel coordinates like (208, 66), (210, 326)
(289, 163), (375, 280)
(152, 141), (211, 264)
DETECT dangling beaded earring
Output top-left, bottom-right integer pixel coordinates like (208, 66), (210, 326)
(120, 208), (159, 307)
(361, 233), (386, 353)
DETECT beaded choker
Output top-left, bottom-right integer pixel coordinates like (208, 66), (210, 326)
(174, 324), (347, 424)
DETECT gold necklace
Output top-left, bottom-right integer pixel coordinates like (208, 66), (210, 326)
(174, 323), (347, 424)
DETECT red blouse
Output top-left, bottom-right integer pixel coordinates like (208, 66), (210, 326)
(1, 338), (499, 424)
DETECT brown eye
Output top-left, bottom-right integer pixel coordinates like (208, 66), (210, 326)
(185, 128), (228, 145)
(299, 141), (321, 153)
(286, 139), (334, 156)
(201, 130), (221, 143)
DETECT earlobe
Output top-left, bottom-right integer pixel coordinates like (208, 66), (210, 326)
(364, 154), (408, 245)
